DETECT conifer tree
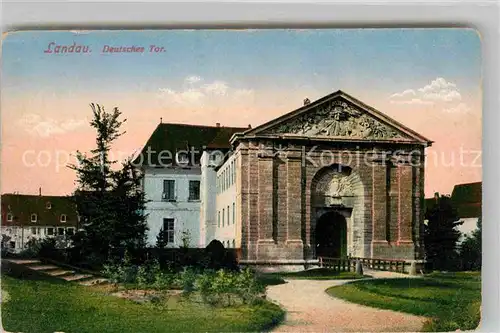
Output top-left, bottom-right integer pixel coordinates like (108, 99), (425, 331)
(459, 217), (482, 271)
(69, 104), (148, 264)
(424, 195), (462, 271)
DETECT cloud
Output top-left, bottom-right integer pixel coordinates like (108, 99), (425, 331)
(418, 77), (457, 94)
(157, 76), (255, 112)
(19, 113), (87, 137)
(443, 102), (470, 113)
(203, 81), (229, 96)
(389, 77), (468, 112)
(390, 98), (434, 106)
(185, 75), (202, 84)
(390, 89), (417, 99)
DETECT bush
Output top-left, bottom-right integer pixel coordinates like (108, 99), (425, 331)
(19, 238), (43, 258)
(176, 267), (198, 293)
(194, 268), (263, 307)
(99, 259), (263, 308)
(153, 271), (175, 291)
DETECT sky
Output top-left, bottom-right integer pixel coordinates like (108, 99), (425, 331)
(1, 29), (482, 197)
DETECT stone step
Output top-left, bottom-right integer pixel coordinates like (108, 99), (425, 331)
(79, 278), (109, 286)
(45, 269), (75, 277)
(6, 259), (41, 265)
(29, 265), (59, 271)
(61, 274), (94, 282)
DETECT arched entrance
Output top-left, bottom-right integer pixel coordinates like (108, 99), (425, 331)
(310, 164), (366, 259)
(315, 211), (347, 258)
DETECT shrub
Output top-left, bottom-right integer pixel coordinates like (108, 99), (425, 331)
(176, 267), (198, 294)
(153, 271), (175, 291)
(19, 237), (43, 258)
(205, 240), (226, 269)
(136, 265), (149, 289)
(234, 267), (264, 304)
(102, 260), (138, 285)
(193, 268), (263, 307)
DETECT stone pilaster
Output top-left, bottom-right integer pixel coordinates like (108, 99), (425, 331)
(371, 163), (388, 235)
(258, 155), (274, 241)
(285, 150), (303, 258)
(276, 157), (287, 243)
(247, 143), (260, 259)
(398, 162), (414, 244)
(371, 158), (390, 257)
(239, 149), (249, 259)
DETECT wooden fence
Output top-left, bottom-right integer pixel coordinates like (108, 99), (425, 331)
(318, 256), (408, 273)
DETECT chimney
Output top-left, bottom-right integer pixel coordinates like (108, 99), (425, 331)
(160, 117), (163, 123)
(248, 124), (252, 129)
(216, 123), (220, 127)
(434, 192), (439, 201)
(303, 98), (311, 106)
(39, 187), (42, 196)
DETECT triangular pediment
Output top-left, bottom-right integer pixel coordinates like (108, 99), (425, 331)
(240, 91), (432, 144)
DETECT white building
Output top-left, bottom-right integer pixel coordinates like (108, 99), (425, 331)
(0, 194), (78, 253)
(450, 182), (482, 240)
(424, 182), (482, 243)
(213, 152), (239, 249)
(137, 122), (246, 248)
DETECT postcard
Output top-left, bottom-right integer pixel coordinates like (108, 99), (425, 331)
(1, 28), (482, 333)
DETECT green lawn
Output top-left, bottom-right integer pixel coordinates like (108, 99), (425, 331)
(326, 271), (481, 332)
(260, 268), (368, 282)
(1, 262), (284, 333)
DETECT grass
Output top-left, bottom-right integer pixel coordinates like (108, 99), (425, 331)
(259, 268), (368, 282)
(1, 261), (284, 333)
(326, 271), (481, 332)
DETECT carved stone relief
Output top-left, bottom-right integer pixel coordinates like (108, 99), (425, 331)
(264, 99), (405, 140)
(326, 173), (354, 197)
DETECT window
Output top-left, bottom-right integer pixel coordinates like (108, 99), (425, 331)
(230, 161), (233, 185)
(189, 180), (200, 201)
(60, 214), (67, 223)
(47, 228), (54, 236)
(46, 202), (52, 209)
(66, 228), (75, 236)
(218, 211), (220, 228)
(31, 214), (37, 223)
(163, 180), (175, 201)
(58, 228), (65, 236)
(176, 152), (189, 165)
(31, 227), (37, 235)
(222, 208), (225, 227)
(6, 213), (13, 222)
(227, 205), (230, 226)
(232, 239), (235, 248)
(232, 202), (235, 224)
(163, 218), (175, 243)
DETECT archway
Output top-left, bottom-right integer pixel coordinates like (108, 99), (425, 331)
(315, 211), (347, 258)
(310, 164), (366, 258)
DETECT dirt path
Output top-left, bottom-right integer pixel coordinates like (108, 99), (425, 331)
(266, 278), (427, 332)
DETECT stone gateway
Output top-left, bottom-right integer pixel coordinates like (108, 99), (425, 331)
(139, 89), (432, 272)
(226, 90), (432, 271)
